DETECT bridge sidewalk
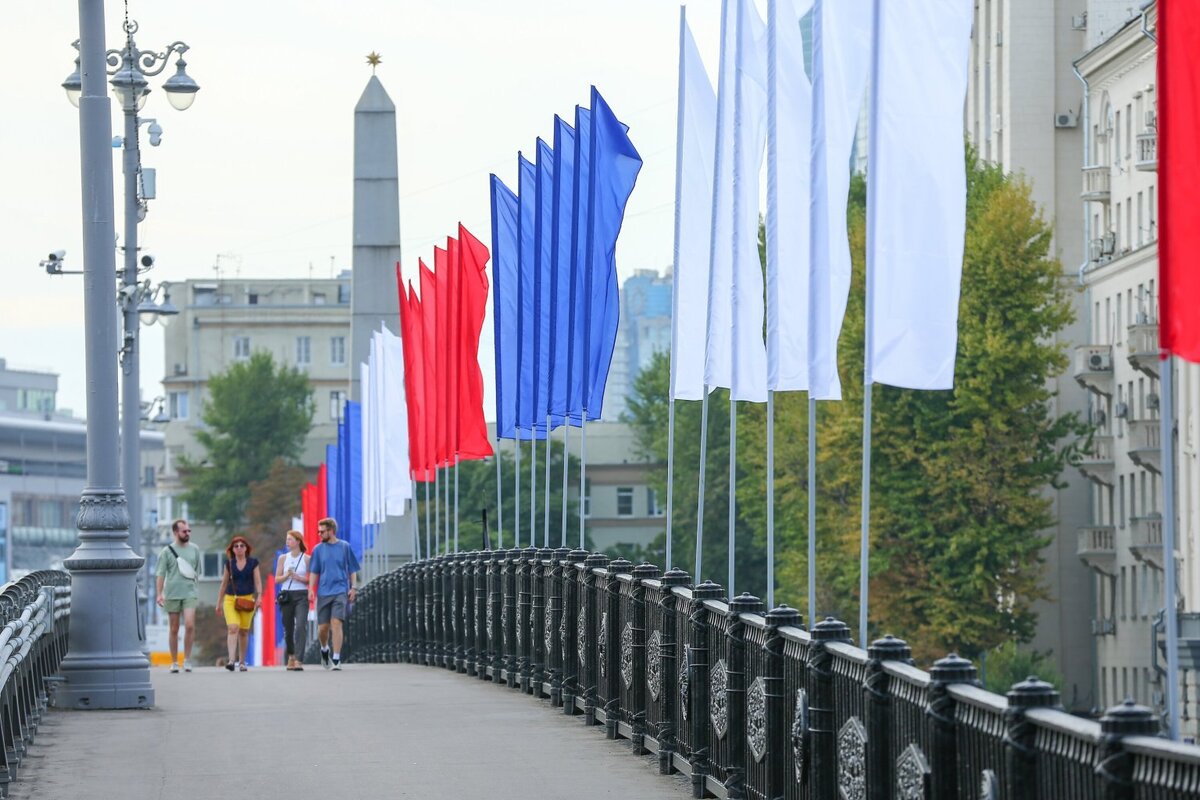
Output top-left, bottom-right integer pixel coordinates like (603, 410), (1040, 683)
(10, 664), (692, 800)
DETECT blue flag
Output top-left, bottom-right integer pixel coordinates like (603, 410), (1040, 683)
(568, 106), (592, 421)
(345, 400), (363, 560)
(549, 116), (577, 428)
(534, 138), (555, 432)
(490, 174), (520, 440)
(585, 87), (642, 418)
(516, 153), (538, 438)
(325, 443), (339, 533)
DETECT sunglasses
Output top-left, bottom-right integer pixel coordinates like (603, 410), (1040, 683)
(232, 543), (247, 548)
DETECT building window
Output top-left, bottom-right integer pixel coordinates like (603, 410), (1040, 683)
(143, 465), (156, 488)
(17, 389), (55, 414)
(168, 391), (189, 420)
(312, 292), (326, 305)
(202, 552), (220, 578)
(331, 336), (346, 365)
(233, 336), (251, 361)
(647, 488), (663, 517)
(583, 479), (591, 518)
(330, 390), (347, 421)
(616, 487), (634, 517)
(296, 336), (311, 366)
(337, 283), (351, 304)
(248, 292), (258, 305)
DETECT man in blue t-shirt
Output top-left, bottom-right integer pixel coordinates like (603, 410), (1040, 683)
(307, 517), (361, 670)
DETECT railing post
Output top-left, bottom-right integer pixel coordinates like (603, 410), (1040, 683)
(604, 558), (633, 738)
(488, 549), (505, 682)
(531, 547), (554, 698)
(630, 563), (661, 755)
(456, 552), (471, 674)
(764, 605), (803, 800)
(926, 654), (978, 800)
(865, 634), (912, 800)
(725, 592), (763, 800)
(519, 546), (538, 692)
(473, 550), (488, 680)
(688, 580), (726, 799)
(807, 616), (852, 800)
(547, 547), (571, 706)
(582, 552), (610, 726)
(1004, 675), (1061, 799)
(658, 568), (692, 775)
(503, 548), (521, 688)
(561, 549), (590, 714)
(1096, 700), (1159, 800)
(443, 553), (455, 670)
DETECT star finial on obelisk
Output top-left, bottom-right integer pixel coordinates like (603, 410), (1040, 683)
(366, 52), (382, 75)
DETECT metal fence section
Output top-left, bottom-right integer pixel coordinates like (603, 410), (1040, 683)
(348, 551), (1200, 799)
(1, 571), (71, 798)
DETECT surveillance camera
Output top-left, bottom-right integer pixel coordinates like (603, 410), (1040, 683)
(48, 250), (65, 261)
(147, 121), (162, 147)
(140, 254), (155, 268)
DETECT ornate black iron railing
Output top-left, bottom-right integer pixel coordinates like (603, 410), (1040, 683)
(0, 571), (71, 798)
(347, 552), (1200, 800)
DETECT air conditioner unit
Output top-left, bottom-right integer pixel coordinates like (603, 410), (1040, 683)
(1094, 408), (1108, 427)
(1114, 402), (1130, 419)
(1146, 393), (1160, 411)
(173, 363), (186, 376)
(1089, 351), (1113, 371)
(1055, 111), (1079, 128)
(1090, 238), (1106, 262)
(1072, 13), (1087, 30)
(1102, 232), (1117, 256)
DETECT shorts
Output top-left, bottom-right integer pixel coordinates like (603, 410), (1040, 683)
(163, 597), (198, 614)
(317, 593), (348, 624)
(222, 595), (256, 630)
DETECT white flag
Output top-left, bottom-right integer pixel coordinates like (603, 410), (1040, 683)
(382, 326), (411, 514)
(669, 9), (717, 402)
(706, 0), (769, 403)
(868, 0), (972, 390)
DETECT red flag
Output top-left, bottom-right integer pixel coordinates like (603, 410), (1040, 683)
(302, 482), (319, 553)
(457, 224), (495, 460)
(432, 247), (452, 469)
(263, 573), (277, 666)
(446, 236), (462, 463)
(1160, 1), (1200, 362)
(399, 272), (429, 481)
(419, 261), (440, 477)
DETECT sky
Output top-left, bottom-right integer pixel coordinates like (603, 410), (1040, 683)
(1, 1), (729, 421)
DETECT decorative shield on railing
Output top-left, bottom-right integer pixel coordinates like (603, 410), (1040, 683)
(679, 651), (690, 721)
(792, 688), (809, 784)
(577, 606), (587, 665)
(710, 659), (728, 739)
(647, 630), (662, 700)
(746, 676), (768, 762)
(837, 717), (867, 800)
(980, 770), (999, 800)
(544, 603), (553, 658)
(598, 611), (609, 679)
(620, 622), (634, 689)
(895, 743), (930, 800)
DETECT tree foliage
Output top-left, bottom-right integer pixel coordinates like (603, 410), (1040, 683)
(626, 153), (1086, 662)
(180, 351), (314, 534)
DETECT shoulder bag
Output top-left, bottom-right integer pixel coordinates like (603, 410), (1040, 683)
(167, 545), (197, 581)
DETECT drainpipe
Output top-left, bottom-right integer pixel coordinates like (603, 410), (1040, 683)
(1073, 61), (1090, 286)
(1140, 1), (1157, 45)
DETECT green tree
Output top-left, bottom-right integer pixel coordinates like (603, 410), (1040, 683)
(180, 351), (314, 534)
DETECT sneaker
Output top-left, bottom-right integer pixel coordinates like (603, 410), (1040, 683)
(239, 662), (248, 672)
(183, 660), (193, 673)
(331, 657), (342, 671)
(225, 661), (236, 672)
(169, 663), (180, 674)
(321, 648), (331, 670)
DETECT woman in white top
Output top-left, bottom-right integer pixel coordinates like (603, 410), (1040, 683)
(275, 530), (311, 671)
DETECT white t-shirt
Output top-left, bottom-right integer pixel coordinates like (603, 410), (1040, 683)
(280, 552), (309, 591)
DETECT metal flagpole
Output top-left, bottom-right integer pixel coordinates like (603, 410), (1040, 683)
(1160, 357), (1182, 739)
(427, 479), (436, 561)
(666, 401), (677, 570)
(545, 415), (552, 548)
(531, 434), (538, 549)
(434, 467), (441, 554)
(728, 396), (737, 597)
(411, 481), (420, 560)
(766, 392), (774, 609)
(495, 439), (503, 550)
(561, 421), (570, 547)
(454, 455), (460, 553)
(444, 460), (450, 555)
(579, 418), (587, 550)
(859, 0), (884, 649)
(808, 397), (817, 629)
(695, 392), (709, 582)
(515, 436), (522, 547)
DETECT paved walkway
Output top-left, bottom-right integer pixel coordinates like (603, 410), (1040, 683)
(10, 664), (693, 799)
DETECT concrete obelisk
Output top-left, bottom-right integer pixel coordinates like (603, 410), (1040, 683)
(351, 57), (409, 566)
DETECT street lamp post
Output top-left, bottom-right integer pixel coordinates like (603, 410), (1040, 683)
(63, 18), (196, 638)
(56, 1), (196, 710)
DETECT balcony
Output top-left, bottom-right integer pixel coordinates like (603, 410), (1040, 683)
(1130, 514), (1164, 570)
(1091, 617), (1117, 636)
(1126, 418), (1162, 474)
(1078, 434), (1115, 486)
(1082, 164), (1112, 203)
(1077, 525), (1117, 575)
(1136, 131), (1158, 171)
(1127, 321), (1161, 377)
(1074, 344), (1114, 396)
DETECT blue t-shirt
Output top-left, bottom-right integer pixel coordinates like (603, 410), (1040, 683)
(308, 540), (360, 597)
(225, 557), (259, 596)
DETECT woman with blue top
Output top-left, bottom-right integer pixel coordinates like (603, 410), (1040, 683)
(216, 535), (261, 672)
